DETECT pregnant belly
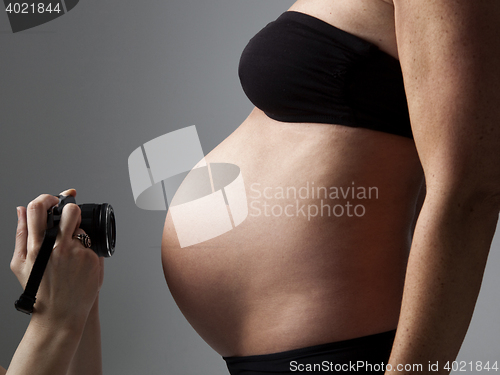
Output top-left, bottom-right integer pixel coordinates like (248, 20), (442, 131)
(161, 108), (424, 357)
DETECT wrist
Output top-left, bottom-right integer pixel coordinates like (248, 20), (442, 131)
(90, 292), (100, 314)
(6, 317), (84, 375)
(85, 296), (100, 326)
(24, 319), (83, 359)
(30, 310), (87, 339)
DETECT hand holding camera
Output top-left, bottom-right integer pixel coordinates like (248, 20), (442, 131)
(11, 189), (115, 325)
(5, 189), (111, 375)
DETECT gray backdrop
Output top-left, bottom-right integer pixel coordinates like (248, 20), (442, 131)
(0, 1), (498, 374)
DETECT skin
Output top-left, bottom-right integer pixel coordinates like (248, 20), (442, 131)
(0, 189), (103, 375)
(162, 0), (500, 371)
(387, 0), (500, 373)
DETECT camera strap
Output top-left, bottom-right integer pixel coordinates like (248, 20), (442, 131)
(14, 226), (59, 314)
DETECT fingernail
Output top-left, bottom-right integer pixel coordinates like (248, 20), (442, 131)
(16, 207), (20, 220)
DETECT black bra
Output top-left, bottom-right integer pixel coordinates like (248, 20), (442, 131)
(238, 11), (413, 139)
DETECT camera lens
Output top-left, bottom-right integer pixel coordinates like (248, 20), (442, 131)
(79, 203), (116, 257)
(103, 204), (116, 257)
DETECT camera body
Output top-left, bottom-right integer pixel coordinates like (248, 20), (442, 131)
(50, 195), (116, 257)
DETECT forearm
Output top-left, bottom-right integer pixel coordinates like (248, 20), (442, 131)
(387, 195), (499, 374)
(6, 320), (84, 375)
(67, 297), (102, 375)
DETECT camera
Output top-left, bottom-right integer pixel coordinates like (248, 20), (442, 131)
(49, 195), (116, 257)
(15, 194), (116, 314)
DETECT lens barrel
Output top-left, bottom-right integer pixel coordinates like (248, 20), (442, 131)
(79, 203), (116, 257)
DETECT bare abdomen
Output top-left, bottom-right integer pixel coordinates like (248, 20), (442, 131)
(161, 108), (424, 357)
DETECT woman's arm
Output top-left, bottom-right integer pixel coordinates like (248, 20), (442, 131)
(387, 1), (500, 373)
(67, 294), (103, 375)
(0, 306), (100, 375)
(6, 317), (85, 375)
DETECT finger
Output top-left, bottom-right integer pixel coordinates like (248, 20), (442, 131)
(73, 228), (86, 236)
(57, 203), (82, 245)
(59, 188), (77, 197)
(76, 209), (82, 229)
(58, 189), (80, 228)
(12, 206), (28, 263)
(26, 194), (60, 258)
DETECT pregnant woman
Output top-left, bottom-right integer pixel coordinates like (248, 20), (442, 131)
(162, 0), (500, 373)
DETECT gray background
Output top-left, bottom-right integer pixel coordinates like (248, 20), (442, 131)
(0, 1), (498, 374)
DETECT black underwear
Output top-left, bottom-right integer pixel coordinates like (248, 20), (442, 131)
(239, 11), (412, 139)
(223, 329), (396, 374)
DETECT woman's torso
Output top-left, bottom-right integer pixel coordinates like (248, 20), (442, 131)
(161, 0), (425, 357)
